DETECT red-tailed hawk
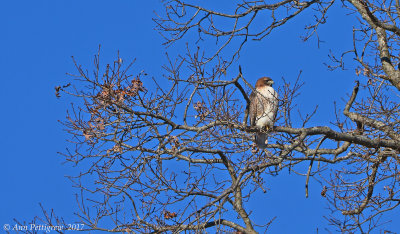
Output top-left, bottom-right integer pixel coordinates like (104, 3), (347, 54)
(249, 77), (278, 149)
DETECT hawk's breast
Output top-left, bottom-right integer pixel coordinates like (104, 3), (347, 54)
(255, 86), (278, 128)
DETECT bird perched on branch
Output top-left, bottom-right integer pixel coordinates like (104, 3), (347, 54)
(249, 77), (278, 149)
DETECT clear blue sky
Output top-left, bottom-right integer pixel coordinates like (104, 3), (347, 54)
(1, 1), (398, 233)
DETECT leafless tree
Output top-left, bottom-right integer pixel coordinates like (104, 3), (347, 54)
(19, 0), (400, 233)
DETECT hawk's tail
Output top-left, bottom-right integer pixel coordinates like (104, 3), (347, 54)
(255, 133), (268, 149)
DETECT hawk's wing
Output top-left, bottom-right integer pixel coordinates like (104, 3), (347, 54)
(249, 92), (257, 126)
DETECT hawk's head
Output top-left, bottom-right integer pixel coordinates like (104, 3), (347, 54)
(255, 77), (274, 89)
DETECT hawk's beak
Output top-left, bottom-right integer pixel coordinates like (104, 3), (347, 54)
(268, 80), (274, 85)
